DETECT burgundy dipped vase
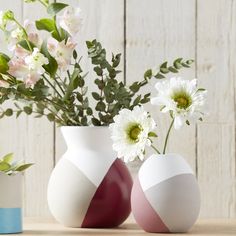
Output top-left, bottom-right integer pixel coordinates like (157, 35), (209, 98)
(47, 127), (133, 228)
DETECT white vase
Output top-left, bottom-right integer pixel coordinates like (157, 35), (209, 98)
(47, 126), (133, 228)
(131, 153), (200, 233)
(0, 172), (23, 234)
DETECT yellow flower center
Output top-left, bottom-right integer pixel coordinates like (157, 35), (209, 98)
(172, 91), (192, 109)
(127, 123), (143, 143)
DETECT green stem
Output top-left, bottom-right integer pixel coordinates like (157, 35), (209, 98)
(42, 75), (62, 98)
(14, 19), (32, 52)
(151, 144), (161, 155)
(163, 119), (174, 154)
(54, 78), (65, 95)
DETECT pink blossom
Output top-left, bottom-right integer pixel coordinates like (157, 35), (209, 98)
(47, 37), (76, 71)
(8, 47), (48, 87)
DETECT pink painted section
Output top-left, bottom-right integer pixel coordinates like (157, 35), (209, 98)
(131, 177), (170, 233)
(81, 159), (133, 228)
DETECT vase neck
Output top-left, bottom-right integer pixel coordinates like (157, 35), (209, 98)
(61, 127), (113, 152)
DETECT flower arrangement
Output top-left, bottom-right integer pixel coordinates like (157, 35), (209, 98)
(0, 153), (33, 175)
(110, 77), (207, 162)
(0, 0), (194, 126)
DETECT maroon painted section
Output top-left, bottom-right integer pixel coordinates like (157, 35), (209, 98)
(81, 159), (133, 228)
(131, 177), (170, 233)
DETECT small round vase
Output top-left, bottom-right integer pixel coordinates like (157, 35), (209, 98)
(131, 153), (200, 233)
(0, 172), (23, 234)
(47, 126), (133, 228)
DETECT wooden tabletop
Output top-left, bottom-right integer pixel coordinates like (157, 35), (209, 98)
(14, 218), (236, 236)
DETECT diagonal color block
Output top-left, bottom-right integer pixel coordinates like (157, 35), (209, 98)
(145, 174), (200, 233)
(131, 177), (170, 233)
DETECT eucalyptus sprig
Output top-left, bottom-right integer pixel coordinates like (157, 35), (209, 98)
(0, 153), (33, 175)
(0, 1), (194, 126)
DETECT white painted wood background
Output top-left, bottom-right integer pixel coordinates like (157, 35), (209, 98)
(0, 0), (235, 218)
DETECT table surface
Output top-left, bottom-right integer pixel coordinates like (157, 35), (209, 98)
(10, 218), (236, 236)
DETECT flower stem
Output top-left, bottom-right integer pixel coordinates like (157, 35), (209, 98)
(14, 19), (32, 52)
(42, 75), (63, 98)
(163, 119), (174, 154)
(151, 144), (161, 154)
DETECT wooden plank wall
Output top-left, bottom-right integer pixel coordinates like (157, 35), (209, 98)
(0, 0), (235, 218)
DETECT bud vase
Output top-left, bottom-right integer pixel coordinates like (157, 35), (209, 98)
(0, 173), (23, 234)
(47, 126), (133, 228)
(131, 154), (200, 233)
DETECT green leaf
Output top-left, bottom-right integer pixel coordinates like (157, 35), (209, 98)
(73, 50), (77, 60)
(92, 92), (101, 101)
(47, 3), (68, 16)
(154, 73), (165, 79)
(197, 88), (206, 92)
(129, 82), (140, 93)
(0, 162), (10, 171)
(91, 117), (101, 126)
(36, 18), (60, 40)
(15, 163), (34, 172)
(86, 107), (93, 116)
(76, 93), (83, 102)
(133, 95), (142, 106)
(2, 153), (13, 164)
(24, 106), (32, 115)
(94, 66), (103, 76)
(41, 41), (58, 77)
(168, 66), (178, 73)
(95, 101), (106, 111)
(47, 113), (55, 122)
(36, 18), (55, 32)
(174, 58), (183, 69)
(160, 61), (168, 69)
(160, 68), (169, 74)
(5, 108), (13, 116)
(144, 69), (152, 80)
(0, 54), (9, 73)
(148, 132), (158, 138)
(18, 40), (35, 51)
(186, 59), (194, 65)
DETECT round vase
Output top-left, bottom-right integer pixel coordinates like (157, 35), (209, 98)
(131, 153), (200, 233)
(0, 172), (23, 234)
(47, 126), (133, 228)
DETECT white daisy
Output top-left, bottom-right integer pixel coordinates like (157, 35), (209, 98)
(151, 77), (207, 129)
(109, 106), (156, 163)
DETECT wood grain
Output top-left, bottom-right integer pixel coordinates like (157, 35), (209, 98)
(197, 0), (236, 217)
(126, 0), (196, 174)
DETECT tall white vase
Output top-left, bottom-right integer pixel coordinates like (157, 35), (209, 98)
(47, 126), (133, 228)
(0, 173), (23, 234)
(131, 154), (200, 233)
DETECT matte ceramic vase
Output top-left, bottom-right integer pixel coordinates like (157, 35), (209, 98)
(0, 173), (23, 234)
(131, 154), (200, 233)
(47, 126), (133, 228)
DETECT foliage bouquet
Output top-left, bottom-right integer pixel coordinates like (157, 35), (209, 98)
(0, 0), (194, 126)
